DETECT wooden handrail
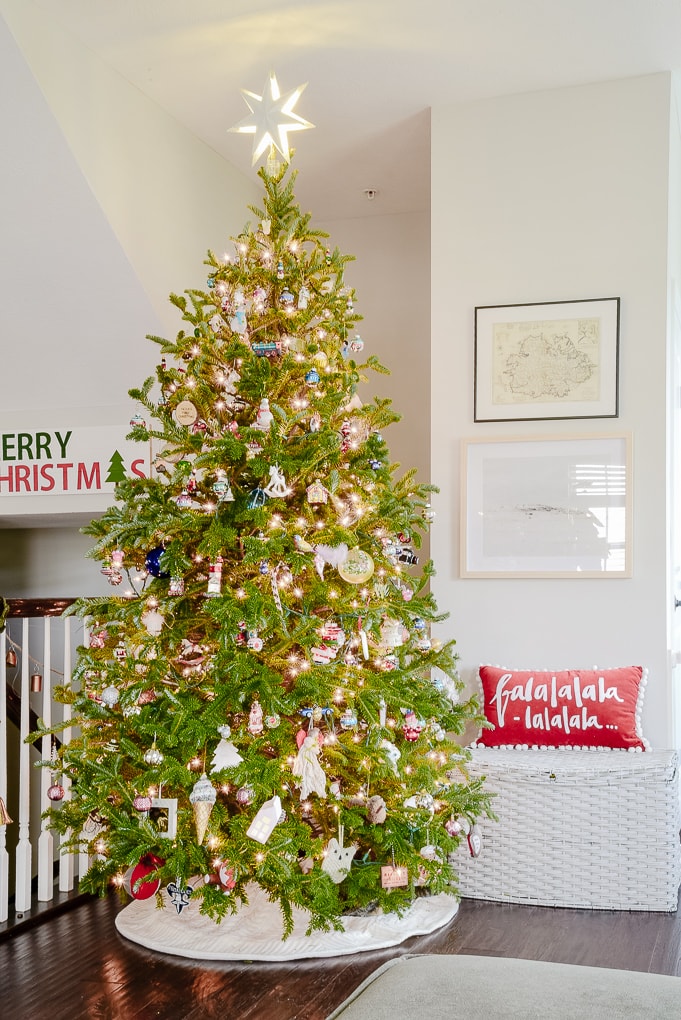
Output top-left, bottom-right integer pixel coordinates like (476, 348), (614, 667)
(7, 599), (76, 618)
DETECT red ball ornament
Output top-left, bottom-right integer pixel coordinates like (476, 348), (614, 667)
(47, 783), (65, 801)
(130, 853), (165, 900)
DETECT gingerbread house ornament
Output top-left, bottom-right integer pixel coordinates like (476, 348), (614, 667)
(306, 479), (329, 505)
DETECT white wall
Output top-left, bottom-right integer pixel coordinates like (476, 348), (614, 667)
(317, 211), (431, 488)
(0, 7), (258, 591)
(0, 2), (259, 340)
(431, 74), (674, 748)
(666, 77), (681, 751)
(0, 12), (161, 419)
(0, 528), (112, 598)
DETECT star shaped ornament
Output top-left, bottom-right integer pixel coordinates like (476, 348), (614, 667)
(230, 72), (314, 166)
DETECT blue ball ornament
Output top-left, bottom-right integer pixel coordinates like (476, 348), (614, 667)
(305, 369), (320, 385)
(145, 546), (170, 579)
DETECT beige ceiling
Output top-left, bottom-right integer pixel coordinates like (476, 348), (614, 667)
(9, 0), (681, 218)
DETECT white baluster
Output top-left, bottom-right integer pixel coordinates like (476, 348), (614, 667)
(0, 627), (9, 923)
(59, 615), (75, 892)
(78, 618), (91, 881)
(15, 618), (32, 912)
(38, 617), (54, 901)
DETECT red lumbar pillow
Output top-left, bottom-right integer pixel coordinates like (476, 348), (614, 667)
(475, 665), (649, 751)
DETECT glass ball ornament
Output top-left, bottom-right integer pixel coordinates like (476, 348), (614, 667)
(145, 546), (170, 579)
(100, 685), (120, 708)
(445, 816), (464, 837)
(47, 782), (65, 802)
(337, 547), (375, 584)
(143, 741), (164, 766)
(402, 710), (423, 742)
(133, 793), (153, 812)
(236, 785), (255, 806)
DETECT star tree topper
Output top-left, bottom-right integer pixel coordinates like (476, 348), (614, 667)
(230, 71), (314, 165)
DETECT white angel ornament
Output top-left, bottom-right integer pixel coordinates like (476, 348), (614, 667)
(292, 727), (327, 800)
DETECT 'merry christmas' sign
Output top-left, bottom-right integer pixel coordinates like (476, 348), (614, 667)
(0, 427), (149, 499)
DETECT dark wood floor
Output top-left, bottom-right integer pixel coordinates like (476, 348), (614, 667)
(1, 890), (680, 1020)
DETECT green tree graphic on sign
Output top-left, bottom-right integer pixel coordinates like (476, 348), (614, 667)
(105, 450), (126, 483)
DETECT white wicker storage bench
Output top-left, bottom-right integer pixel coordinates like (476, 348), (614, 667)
(455, 747), (681, 911)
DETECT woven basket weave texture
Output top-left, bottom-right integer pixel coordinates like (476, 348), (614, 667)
(455, 748), (681, 911)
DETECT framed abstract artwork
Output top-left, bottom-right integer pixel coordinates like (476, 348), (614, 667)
(461, 433), (631, 577)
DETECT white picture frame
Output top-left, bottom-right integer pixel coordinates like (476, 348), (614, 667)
(474, 297), (620, 422)
(461, 434), (631, 578)
(148, 797), (178, 839)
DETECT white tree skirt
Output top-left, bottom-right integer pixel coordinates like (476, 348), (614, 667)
(115, 883), (459, 961)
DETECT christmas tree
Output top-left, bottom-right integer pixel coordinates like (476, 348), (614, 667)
(39, 155), (490, 936)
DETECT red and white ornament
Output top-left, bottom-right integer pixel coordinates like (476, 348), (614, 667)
(253, 398), (273, 430)
(246, 629), (263, 651)
(311, 644), (337, 665)
(204, 861), (236, 894)
(444, 816), (464, 838)
(318, 620), (346, 646)
(205, 556), (224, 597)
(248, 700), (264, 735)
(467, 824), (483, 857)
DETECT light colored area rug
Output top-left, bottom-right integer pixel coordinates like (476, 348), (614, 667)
(115, 883), (458, 961)
(327, 954), (681, 1019)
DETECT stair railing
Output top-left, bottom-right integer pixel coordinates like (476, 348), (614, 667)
(0, 599), (88, 925)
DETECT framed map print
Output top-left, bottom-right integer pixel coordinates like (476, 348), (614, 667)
(461, 434), (631, 578)
(474, 297), (620, 422)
